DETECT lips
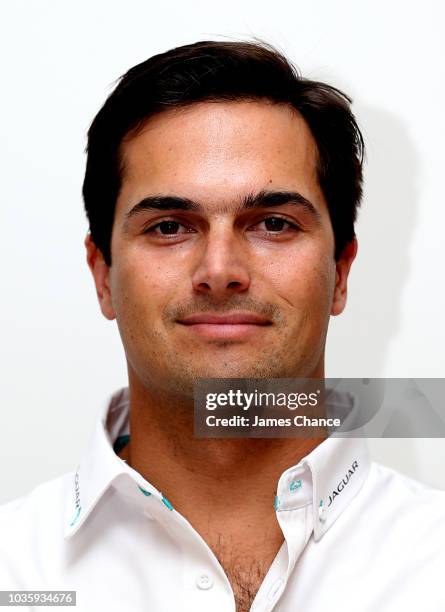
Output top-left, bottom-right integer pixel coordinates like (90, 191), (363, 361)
(177, 312), (271, 325)
(176, 311), (272, 340)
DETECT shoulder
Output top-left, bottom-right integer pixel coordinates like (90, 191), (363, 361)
(0, 472), (74, 586)
(0, 471), (73, 523)
(319, 460), (445, 590)
(0, 470), (74, 535)
(366, 460), (445, 505)
(354, 460), (445, 548)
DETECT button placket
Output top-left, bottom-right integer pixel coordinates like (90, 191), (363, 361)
(267, 577), (284, 602)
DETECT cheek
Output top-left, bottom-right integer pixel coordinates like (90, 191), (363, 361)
(110, 251), (178, 328)
(262, 246), (336, 313)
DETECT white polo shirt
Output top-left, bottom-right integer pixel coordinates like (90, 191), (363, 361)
(1, 387), (444, 611)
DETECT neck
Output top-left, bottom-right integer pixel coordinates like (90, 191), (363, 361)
(119, 368), (327, 533)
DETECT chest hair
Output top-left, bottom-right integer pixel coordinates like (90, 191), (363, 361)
(211, 535), (283, 612)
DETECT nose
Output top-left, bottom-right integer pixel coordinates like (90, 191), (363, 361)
(191, 224), (251, 300)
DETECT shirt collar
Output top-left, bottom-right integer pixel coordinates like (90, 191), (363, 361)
(64, 387), (131, 539)
(275, 434), (371, 541)
(64, 386), (371, 541)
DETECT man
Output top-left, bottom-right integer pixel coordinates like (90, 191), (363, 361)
(1, 40), (444, 612)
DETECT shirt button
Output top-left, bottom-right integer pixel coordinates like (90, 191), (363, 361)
(318, 505), (327, 523)
(196, 574), (214, 590)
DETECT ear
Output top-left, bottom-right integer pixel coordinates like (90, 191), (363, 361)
(331, 238), (358, 316)
(84, 232), (116, 321)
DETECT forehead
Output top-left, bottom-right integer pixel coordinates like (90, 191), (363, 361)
(116, 100), (323, 214)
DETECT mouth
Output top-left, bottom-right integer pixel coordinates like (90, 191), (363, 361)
(176, 311), (272, 340)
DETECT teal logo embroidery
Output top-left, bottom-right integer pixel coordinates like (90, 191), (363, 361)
(289, 479), (302, 492)
(70, 469), (81, 526)
(274, 495), (280, 511)
(138, 485), (152, 497)
(70, 506), (81, 527)
(161, 496), (174, 511)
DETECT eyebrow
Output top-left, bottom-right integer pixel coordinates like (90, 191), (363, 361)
(123, 190), (321, 229)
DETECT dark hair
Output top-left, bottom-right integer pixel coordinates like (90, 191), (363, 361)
(82, 40), (364, 266)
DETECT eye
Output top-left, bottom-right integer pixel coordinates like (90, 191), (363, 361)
(251, 216), (299, 233)
(143, 220), (193, 236)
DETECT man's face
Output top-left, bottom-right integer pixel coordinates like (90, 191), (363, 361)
(86, 101), (356, 396)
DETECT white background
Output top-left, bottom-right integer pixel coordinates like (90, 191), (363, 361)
(1, 0), (444, 503)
